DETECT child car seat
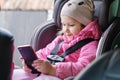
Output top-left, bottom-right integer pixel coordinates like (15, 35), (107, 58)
(29, 0), (112, 79)
(30, 0), (108, 52)
(0, 28), (14, 80)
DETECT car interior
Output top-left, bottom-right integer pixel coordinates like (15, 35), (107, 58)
(96, 0), (120, 57)
(74, 0), (120, 79)
(74, 49), (120, 80)
(0, 0), (120, 80)
(0, 28), (14, 80)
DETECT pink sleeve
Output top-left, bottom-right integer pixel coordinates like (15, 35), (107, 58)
(55, 41), (98, 79)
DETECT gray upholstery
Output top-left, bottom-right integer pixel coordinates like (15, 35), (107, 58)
(30, 20), (57, 51)
(74, 49), (120, 80)
(96, 18), (120, 57)
(111, 32), (120, 49)
(96, 0), (120, 56)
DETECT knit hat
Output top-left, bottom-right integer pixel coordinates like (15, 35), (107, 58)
(60, 0), (94, 26)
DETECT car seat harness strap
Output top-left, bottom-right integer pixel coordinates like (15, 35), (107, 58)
(47, 38), (94, 64)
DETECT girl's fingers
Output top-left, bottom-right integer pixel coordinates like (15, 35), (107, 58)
(34, 65), (40, 69)
(32, 61), (41, 67)
(32, 59), (43, 70)
(32, 59), (43, 66)
(23, 66), (32, 72)
(33, 59), (43, 63)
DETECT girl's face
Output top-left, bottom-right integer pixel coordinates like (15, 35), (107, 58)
(61, 16), (84, 40)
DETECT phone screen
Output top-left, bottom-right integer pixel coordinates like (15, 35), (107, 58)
(18, 45), (40, 74)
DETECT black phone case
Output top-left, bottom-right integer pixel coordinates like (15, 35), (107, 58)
(17, 45), (40, 74)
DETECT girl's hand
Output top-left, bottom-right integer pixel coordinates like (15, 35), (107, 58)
(20, 57), (32, 72)
(32, 59), (56, 76)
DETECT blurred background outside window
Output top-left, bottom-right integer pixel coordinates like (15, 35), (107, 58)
(0, 0), (54, 67)
(0, 0), (54, 20)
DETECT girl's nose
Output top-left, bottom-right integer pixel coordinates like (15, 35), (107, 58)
(63, 26), (69, 32)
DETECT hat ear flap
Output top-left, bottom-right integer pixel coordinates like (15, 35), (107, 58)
(84, 0), (94, 11)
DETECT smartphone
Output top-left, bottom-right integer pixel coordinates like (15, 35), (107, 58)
(17, 45), (40, 74)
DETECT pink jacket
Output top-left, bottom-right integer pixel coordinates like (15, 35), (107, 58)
(36, 20), (102, 79)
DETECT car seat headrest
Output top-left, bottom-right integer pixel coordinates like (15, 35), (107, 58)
(53, 0), (68, 29)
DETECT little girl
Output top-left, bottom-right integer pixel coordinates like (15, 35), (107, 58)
(13, 0), (101, 79)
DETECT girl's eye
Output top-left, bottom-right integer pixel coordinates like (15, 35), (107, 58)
(69, 24), (74, 27)
(61, 23), (74, 27)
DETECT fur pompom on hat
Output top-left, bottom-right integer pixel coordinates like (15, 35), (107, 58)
(60, 0), (94, 26)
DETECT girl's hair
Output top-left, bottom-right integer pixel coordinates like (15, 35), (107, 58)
(57, 28), (64, 36)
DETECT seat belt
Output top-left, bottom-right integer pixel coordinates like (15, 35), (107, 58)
(47, 38), (94, 64)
